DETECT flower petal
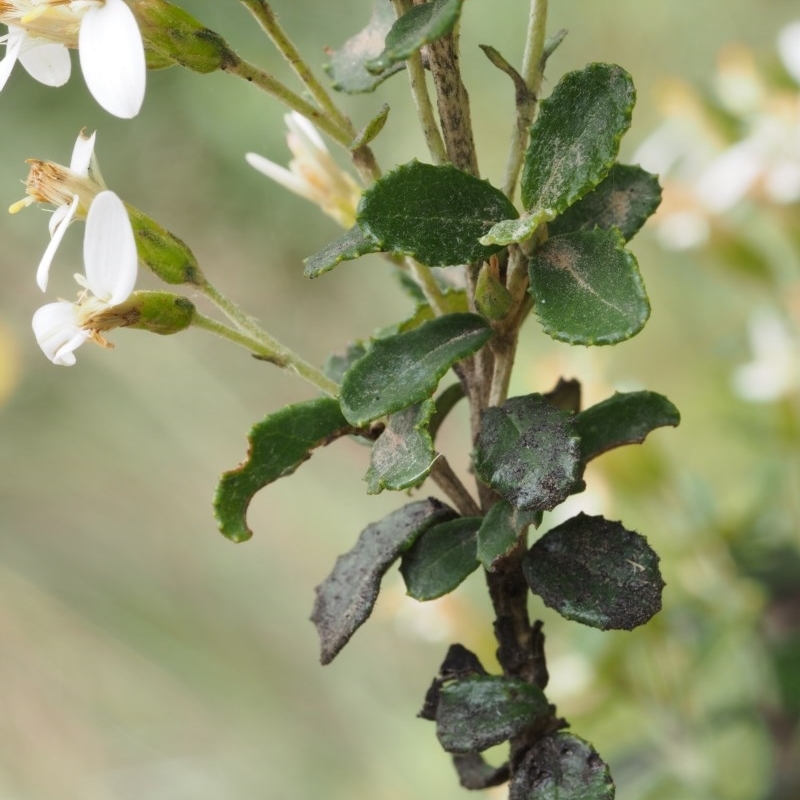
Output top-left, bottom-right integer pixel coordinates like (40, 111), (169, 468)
(18, 37), (72, 87)
(38, 195), (80, 291)
(245, 152), (317, 201)
(0, 26), (24, 91)
(32, 301), (89, 366)
(79, 0), (145, 118)
(83, 190), (137, 304)
(69, 130), (97, 177)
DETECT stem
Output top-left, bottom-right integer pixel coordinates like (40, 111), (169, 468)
(224, 57), (352, 148)
(191, 313), (339, 397)
(198, 278), (267, 339)
(430, 456), (481, 517)
(393, 0), (447, 164)
(238, 0), (354, 137)
(502, 0), (549, 199)
(407, 258), (449, 315)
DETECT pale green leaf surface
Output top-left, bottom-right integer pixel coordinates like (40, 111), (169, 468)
(339, 313), (492, 426)
(304, 225), (380, 278)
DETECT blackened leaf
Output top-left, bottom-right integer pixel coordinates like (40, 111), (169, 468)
(367, 0), (463, 73)
(365, 399), (435, 493)
(482, 63), (635, 246)
(436, 675), (550, 753)
(523, 512), (664, 630)
(215, 398), (352, 542)
(339, 312), (492, 426)
(477, 500), (541, 571)
(312, 498), (457, 664)
(577, 391), (680, 462)
(510, 733), (615, 800)
(528, 228), (650, 345)
(452, 754), (510, 790)
(304, 225), (380, 278)
(400, 516), (482, 600)
(357, 161), (518, 266)
(547, 163), (662, 241)
(324, 2), (404, 93)
(472, 394), (584, 512)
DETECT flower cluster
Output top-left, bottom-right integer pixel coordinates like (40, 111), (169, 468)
(13, 131), (138, 365)
(0, 0), (146, 118)
(634, 21), (800, 251)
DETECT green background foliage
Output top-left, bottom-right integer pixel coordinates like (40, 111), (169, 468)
(1, 1), (798, 798)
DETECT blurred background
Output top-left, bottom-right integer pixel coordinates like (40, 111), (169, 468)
(1, 1), (799, 798)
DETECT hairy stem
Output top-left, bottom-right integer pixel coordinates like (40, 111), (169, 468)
(502, 0), (549, 199)
(191, 313), (339, 397)
(238, 0), (354, 136)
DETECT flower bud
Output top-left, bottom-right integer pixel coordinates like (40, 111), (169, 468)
(126, 206), (205, 286)
(128, 0), (238, 74)
(475, 260), (513, 321)
(93, 291), (195, 335)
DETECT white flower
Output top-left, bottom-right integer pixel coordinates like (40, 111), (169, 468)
(246, 112), (362, 228)
(10, 129), (106, 291)
(731, 309), (800, 402)
(32, 190), (138, 366)
(0, 0), (145, 118)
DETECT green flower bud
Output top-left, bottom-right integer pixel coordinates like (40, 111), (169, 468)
(129, 0), (239, 74)
(475, 261), (513, 321)
(94, 291), (196, 335)
(126, 205), (204, 286)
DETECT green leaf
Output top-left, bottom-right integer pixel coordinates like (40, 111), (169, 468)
(215, 398), (352, 542)
(311, 498), (457, 664)
(510, 733), (615, 800)
(357, 161), (518, 267)
(323, 341), (367, 384)
(482, 63), (635, 246)
(400, 516), (482, 600)
(304, 225), (380, 278)
(523, 512), (665, 630)
(528, 228), (650, 345)
(477, 501), (541, 571)
(436, 676), (550, 753)
(339, 312), (492, 426)
(366, 0), (464, 74)
(324, 2), (404, 93)
(577, 391), (680, 462)
(547, 163), (662, 241)
(472, 394), (584, 512)
(350, 103), (390, 149)
(365, 399), (436, 493)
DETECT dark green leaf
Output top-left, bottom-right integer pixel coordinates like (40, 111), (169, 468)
(311, 498), (457, 664)
(472, 394), (584, 512)
(365, 399), (435, 493)
(366, 0), (464, 74)
(400, 516), (482, 600)
(477, 501), (541, 571)
(528, 228), (650, 345)
(357, 161), (518, 267)
(510, 733), (615, 800)
(339, 312), (492, 426)
(324, 2), (404, 93)
(577, 391), (680, 462)
(436, 676), (550, 753)
(547, 163), (662, 241)
(523, 512), (664, 630)
(304, 225), (380, 278)
(482, 63), (635, 246)
(215, 398), (352, 542)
